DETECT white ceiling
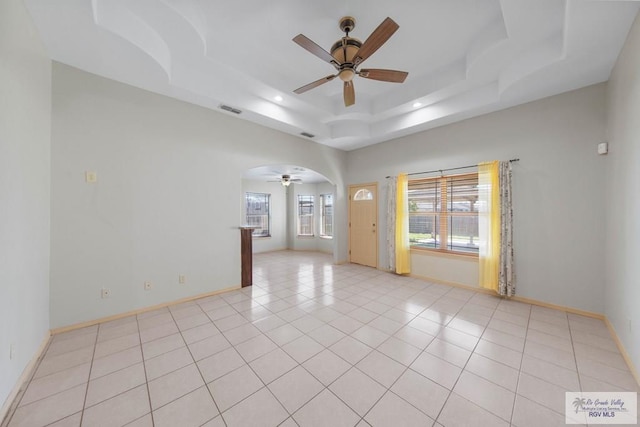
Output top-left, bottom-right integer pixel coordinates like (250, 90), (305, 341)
(25, 0), (639, 151)
(243, 165), (329, 184)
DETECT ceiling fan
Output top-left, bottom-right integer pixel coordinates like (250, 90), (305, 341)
(268, 174), (302, 187)
(292, 16), (408, 107)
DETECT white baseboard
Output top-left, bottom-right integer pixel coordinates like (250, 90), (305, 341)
(605, 318), (640, 388)
(0, 332), (51, 427)
(51, 285), (240, 335)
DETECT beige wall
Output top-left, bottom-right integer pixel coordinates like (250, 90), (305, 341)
(0, 0), (52, 410)
(347, 84), (608, 313)
(410, 252), (478, 288)
(50, 64), (348, 328)
(605, 12), (640, 379)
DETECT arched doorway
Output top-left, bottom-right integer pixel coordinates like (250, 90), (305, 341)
(241, 165), (337, 258)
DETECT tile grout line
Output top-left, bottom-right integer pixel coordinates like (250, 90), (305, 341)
(516, 320), (585, 420)
(168, 302), (226, 426)
(568, 318), (585, 393)
(185, 295), (303, 424)
(228, 308), (328, 424)
(213, 292), (337, 424)
(218, 278), (490, 423)
(3, 358), (92, 408)
(430, 292), (500, 425)
(295, 290), (405, 422)
(328, 277), (476, 422)
(214, 281), (405, 424)
(135, 312), (156, 427)
(567, 315), (591, 427)
(349, 286), (477, 424)
(353, 291), (450, 424)
(508, 300), (532, 426)
(7, 323), (155, 422)
(78, 324), (102, 426)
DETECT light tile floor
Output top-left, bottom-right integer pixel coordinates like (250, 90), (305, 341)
(5, 251), (639, 427)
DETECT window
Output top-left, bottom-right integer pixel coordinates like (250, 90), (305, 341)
(320, 194), (333, 238)
(353, 188), (373, 200)
(297, 195), (314, 236)
(408, 173), (479, 254)
(245, 192), (270, 237)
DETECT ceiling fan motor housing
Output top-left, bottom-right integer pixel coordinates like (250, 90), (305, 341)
(331, 38), (361, 64)
(332, 16), (361, 82)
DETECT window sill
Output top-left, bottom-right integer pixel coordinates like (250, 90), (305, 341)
(319, 235), (333, 240)
(297, 235), (315, 239)
(252, 235), (271, 240)
(410, 247), (478, 261)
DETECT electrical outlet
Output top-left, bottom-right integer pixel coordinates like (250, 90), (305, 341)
(144, 281), (152, 290)
(9, 343), (15, 360)
(179, 275), (186, 285)
(101, 288), (111, 299)
(85, 171), (98, 183)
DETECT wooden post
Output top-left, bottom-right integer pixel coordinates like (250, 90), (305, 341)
(239, 227), (255, 287)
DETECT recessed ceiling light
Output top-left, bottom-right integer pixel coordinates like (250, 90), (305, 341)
(413, 102), (422, 108)
(274, 95), (283, 102)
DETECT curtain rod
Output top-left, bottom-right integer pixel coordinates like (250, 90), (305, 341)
(385, 158), (520, 179)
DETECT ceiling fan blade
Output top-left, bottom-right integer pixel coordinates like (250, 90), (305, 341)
(353, 17), (399, 66)
(294, 74), (337, 94)
(344, 81), (355, 107)
(359, 69), (408, 83)
(293, 34), (337, 65)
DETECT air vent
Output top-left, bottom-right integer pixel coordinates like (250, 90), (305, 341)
(300, 132), (315, 138)
(219, 104), (242, 114)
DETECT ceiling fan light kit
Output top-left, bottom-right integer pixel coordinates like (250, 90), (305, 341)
(293, 16), (409, 107)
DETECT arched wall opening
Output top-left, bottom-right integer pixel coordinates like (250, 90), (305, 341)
(242, 164), (338, 259)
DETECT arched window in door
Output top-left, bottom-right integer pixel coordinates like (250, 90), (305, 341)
(353, 188), (374, 201)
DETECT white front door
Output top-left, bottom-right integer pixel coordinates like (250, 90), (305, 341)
(349, 184), (378, 268)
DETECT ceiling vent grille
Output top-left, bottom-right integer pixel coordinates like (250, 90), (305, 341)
(300, 132), (315, 138)
(219, 104), (242, 114)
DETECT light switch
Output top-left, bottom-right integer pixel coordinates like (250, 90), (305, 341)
(85, 171), (98, 183)
(597, 142), (608, 155)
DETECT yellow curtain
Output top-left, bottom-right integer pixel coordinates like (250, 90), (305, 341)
(479, 161), (500, 291)
(395, 173), (411, 274)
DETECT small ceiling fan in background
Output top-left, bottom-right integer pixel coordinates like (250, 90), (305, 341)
(268, 174), (302, 187)
(293, 16), (408, 107)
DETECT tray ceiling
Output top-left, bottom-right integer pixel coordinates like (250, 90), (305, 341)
(25, 0), (640, 150)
